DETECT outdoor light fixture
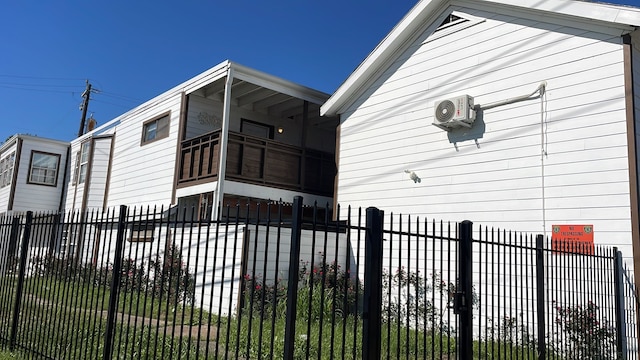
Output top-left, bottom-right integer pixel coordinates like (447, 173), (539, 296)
(277, 127), (284, 134)
(404, 170), (421, 183)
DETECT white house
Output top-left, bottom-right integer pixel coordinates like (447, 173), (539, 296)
(65, 60), (338, 219)
(320, 0), (640, 276)
(56, 61), (344, 312)
(0, 134), (69, 216)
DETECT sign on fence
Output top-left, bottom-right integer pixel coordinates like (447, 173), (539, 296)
(552, 224), (594, 255)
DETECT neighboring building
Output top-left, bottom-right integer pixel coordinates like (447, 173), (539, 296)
(321, 0), (640, 270)
(64, 60), (338, 220)
(0, 134), (69, 216)
(50, 61), (341, 312)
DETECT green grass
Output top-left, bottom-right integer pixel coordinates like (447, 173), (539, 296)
(0, 352), (23, 360)
(0, 273), (541, 360)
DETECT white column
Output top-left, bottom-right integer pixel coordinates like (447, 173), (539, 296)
(213, 65), (234, 220)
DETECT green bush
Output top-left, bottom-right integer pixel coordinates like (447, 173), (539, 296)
(28, 242), (196, 305)
(552, 301), (616, 360)
(241, 257), (361, 320)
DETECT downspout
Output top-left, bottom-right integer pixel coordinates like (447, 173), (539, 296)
(213, 64), (234, 220)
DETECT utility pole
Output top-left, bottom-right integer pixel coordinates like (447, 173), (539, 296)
(77, 80), (92, 137)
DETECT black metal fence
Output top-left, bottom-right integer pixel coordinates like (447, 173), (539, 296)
(0, 197), (637, 359)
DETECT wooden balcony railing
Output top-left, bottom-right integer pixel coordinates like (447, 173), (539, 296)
(177, 130), (335, 197)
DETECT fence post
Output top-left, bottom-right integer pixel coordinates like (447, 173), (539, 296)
(457, 220), (473, 360)
(283, 196), (303, 360)
(9, 211), (33, 351)
(536, 234), (546, 360)
(103, 205), (128, 360)
(613, 248), (627, 359)
(47, 214), (61, 259)
(363, 207), (383, 360)
(7, 217), (21, 270)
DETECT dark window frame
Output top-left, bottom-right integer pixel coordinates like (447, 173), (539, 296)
(129, 222), (155, 242)
(240, 118), (274, 139)
(141, 112), (171, 145)
(27, 150), (61, 187)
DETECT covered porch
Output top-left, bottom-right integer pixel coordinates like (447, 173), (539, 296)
(174, 62), (338, 209)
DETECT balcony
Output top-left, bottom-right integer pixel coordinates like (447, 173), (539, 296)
(177, 130), (335, 197)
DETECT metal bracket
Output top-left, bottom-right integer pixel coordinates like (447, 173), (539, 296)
(452, 291), (466, 315)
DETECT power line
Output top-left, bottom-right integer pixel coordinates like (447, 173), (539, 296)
(0, 74), (86, 81)
(0, 82), (80, 88)
(0, 85), (81, 94)
(98, 91), (143, 103)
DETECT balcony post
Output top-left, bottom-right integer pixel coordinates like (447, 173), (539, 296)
(213, 65), (234, 220)
(300, 100), (308, 191)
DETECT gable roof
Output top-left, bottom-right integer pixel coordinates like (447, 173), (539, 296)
(320, 0), (640, 117)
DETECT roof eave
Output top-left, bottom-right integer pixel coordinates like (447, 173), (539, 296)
(321, 0), (640, 117)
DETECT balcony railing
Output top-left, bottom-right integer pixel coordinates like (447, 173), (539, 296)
(177, 130), (335, 197)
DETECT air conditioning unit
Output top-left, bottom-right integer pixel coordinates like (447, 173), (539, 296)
(433, 95), (476, 131)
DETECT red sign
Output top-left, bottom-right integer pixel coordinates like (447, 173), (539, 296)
(551, 225), (594, 255)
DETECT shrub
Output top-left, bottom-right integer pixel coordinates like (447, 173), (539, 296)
(552, 301), (616, 360)
(241, 257), (361, 320)
(28, 243), (196, 306)
(149, 243), (195, 305)
(381, 267), (477, 334)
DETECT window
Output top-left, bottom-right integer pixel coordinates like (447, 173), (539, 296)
(28, 151), (60, 186)
(0, 152), (15, 188)
(424, 11), (485, 44)
(142, 113), (170, 145)
(435, 14), (469, 32)
(129, 222), (155, 242)
(199, 192), (214, 221)
(74, 141), (91, 185)
(241, 119), (274, 139)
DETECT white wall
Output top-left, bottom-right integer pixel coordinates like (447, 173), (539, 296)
(85, 137), (113, 210)
(12, 138), (68, 213)
(102, 95), (182, 208)
(337, 7), (634, 263)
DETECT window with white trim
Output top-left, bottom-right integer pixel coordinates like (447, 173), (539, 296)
(0, 152), (15, 188)
(74, 141), (91, 185)
(28, 151), (60, 186)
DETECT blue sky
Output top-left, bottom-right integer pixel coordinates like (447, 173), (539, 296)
(1, 0), (639, 143)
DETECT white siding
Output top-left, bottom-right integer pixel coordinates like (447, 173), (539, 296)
(104, 94), (182, 208)
(85, 137), (113, 209)
(337, 8), (632, 260)
(12, 138), (68, 213)
(81, 221), (349, 317)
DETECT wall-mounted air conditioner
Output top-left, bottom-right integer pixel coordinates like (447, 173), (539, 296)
(433, 95), (476, 131)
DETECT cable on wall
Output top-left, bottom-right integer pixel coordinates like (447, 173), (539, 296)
(477, 82), (547, 110)
(476, 81), (549, 236)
